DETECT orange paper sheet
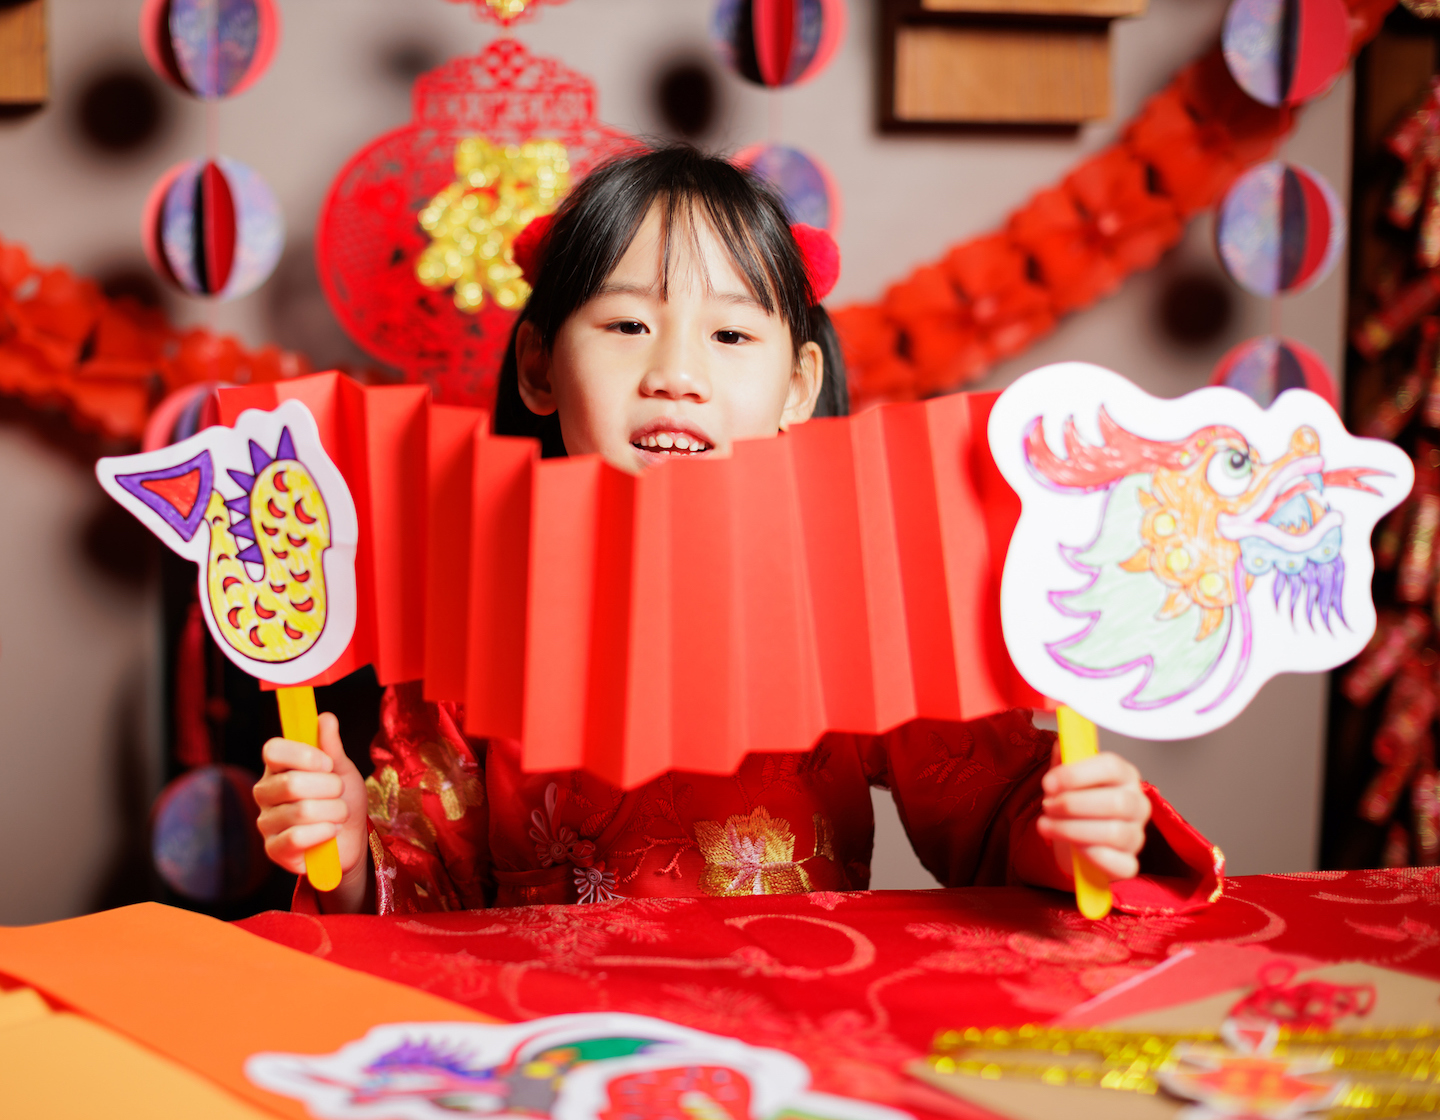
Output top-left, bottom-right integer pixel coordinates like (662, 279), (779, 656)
(0, 903), (494, 1119)
(217, 374), (1043, 787)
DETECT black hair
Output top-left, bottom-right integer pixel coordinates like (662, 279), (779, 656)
(492, 144), (847, 456)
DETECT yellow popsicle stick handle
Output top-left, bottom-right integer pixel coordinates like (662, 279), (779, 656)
(275, 686), (343, 893)
(1055, 705), (1113, 920)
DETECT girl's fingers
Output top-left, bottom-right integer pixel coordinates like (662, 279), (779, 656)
(253, 769), (345, 808)
(1043, 785), (1151, 825)
(1077, 844), (1141, 882)
(1037, 815), (1146, 854)
(263, 823), (340, 875)
(258, 798), (350, 836)
(261, 737), (335, 774)
(1042, 751), (1139, 795)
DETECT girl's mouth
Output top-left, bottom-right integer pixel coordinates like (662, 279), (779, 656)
(630, 423), (715, 461)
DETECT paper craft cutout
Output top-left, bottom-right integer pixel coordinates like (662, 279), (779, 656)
(97, 398), (358, 687)
(245, 1012), (907, 1120)
(990, 363), (1413, 740)
(216, 372), (1041, 788)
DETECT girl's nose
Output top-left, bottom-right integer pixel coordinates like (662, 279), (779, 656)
(640, 335), (711, 402)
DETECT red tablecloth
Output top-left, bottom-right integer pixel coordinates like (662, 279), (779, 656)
(239, 869), (1440, 1118)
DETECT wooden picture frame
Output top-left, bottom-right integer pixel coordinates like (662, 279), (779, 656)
(880, 0), (1145, 130)
(0, 0), (47, 106)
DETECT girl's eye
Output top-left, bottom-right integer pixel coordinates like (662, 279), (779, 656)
(610, 320), (647, 335)
(714, 330), (748, 345)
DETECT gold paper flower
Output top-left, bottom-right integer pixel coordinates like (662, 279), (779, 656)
(416, 136), (570, 312)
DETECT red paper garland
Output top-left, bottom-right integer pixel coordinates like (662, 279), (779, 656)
(834, 0), (1394, 408)
(0, 236), (309, 442)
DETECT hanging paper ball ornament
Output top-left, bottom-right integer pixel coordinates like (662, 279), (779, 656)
(712, 0), (848, 88)
(139, 0), (280, 100)
(143, 156), (284, 300)
(1211, 334), (1339, 408)
(1216, 160), (1345, 297)
(316, 39), (633, 409)
(736, 144), (840, 232)
(1222, 0), (1349, 108)
(151, 764), (270, 902)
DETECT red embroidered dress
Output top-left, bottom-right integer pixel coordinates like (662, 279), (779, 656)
(296, 682), (1223, 916)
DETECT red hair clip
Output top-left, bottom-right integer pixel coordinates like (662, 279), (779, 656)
(512, 213), (840, 304)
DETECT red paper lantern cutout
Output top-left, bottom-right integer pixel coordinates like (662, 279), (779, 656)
(315, 39), (633, 409)
(139, 0), (281, 100)
(442, 0), (572, 26)
(712, 0), (848, 89)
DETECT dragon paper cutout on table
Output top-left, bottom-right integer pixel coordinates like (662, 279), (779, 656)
(990, 363), (1414, 739)
(97, 399), (358, 686)
(246, 1012), (909, 1120)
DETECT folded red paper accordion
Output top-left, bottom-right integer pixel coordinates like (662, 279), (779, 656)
(217, 373), (1042, 788)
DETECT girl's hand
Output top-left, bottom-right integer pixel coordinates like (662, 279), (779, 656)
(253, 712), (370, 913)
(1037, 742), (1151, 883)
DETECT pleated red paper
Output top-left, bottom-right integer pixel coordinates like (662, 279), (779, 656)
(217, 374), (1042, 788)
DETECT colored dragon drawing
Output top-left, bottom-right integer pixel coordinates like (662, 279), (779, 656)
(98, 400), (357, 684)
(119, 428), (330, 662)
(1024, 409), (1384, 712)
(245, 1014), (905, 1120)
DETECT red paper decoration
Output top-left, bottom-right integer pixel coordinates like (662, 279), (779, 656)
(712, 0), (848, 88)
(139, 0), (280, 100)
(1222, 0), (1350, 108)
(315, 39), (633, 410)
(1210, 334), (1338, 408)
(444, 0), (572, 27)
(142, 156), (284, 301)
(1216, 160), (1345, 297)
(831, 0), (1394, 408)
(216, 372), (1041, 789)
(0, 235), (310, 443)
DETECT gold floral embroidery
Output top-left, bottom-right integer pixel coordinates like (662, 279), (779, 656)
(417, 739), (484, 821)
(366, 766), (438, 853)
(695, 807), (834, 897)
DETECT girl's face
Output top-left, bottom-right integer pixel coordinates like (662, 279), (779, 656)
(516, 204), (824, 472)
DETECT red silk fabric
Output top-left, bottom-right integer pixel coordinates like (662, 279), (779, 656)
(217, 373), (1045, 788)
(291, 683), (1219, 915)
(241, 869), (1440, 1120)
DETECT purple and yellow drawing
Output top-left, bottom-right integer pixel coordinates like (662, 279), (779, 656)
(98, 400), (357, 686)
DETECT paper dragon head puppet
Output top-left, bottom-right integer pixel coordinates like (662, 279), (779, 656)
(991, 363), (1413, 739)
(97, 399), (358, 687)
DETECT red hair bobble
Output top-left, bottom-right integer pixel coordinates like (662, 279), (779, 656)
(512, 213), (555, 287)
(792, 223), (839, 302)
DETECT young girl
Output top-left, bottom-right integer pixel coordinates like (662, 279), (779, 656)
(254, 147), (1220, 916)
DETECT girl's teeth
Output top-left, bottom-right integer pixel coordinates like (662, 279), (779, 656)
(636, 432), (708, 452)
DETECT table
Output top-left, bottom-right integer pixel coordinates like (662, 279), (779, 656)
(239, 868), (1440, 1118)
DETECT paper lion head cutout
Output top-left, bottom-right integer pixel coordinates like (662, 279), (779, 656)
(97, 399), (358, 686)
(989, 363), (1413, 739)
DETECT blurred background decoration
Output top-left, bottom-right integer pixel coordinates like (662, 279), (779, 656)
(0, 0), (1377, 923)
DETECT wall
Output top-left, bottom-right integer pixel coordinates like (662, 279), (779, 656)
(0, 0), (1351, 918)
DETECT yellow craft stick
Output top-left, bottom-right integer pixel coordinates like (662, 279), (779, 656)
(276, 685), (343, 892)
(1055, 705), (1113, 920)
